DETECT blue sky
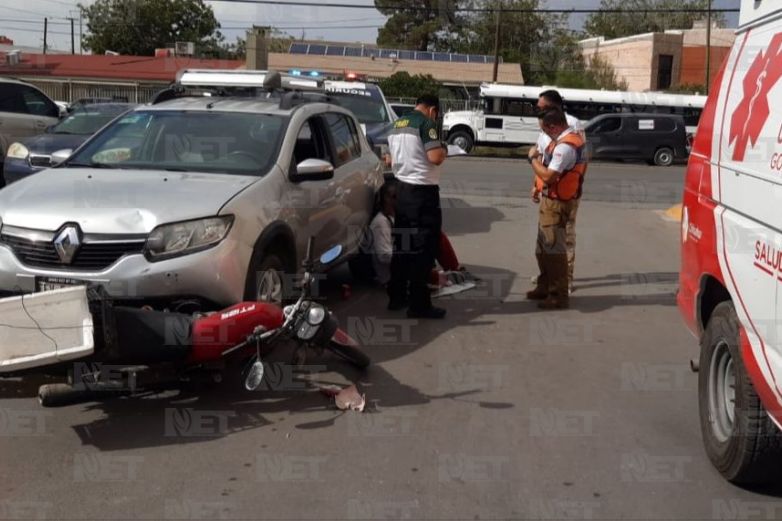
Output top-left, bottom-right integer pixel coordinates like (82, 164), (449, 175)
(0, 0), (741, 52)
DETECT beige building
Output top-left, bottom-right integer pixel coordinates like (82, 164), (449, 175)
(579, 24), (736, 92)
(244, 30), (524, 86)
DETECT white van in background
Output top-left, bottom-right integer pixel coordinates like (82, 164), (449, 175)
(443, 83), (705, 152)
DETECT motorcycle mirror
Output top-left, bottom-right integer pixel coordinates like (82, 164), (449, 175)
(319, 245), (342, 265)
(244, 359), (265, 391)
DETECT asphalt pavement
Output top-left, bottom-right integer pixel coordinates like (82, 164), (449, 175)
(3, 158), (782, 520)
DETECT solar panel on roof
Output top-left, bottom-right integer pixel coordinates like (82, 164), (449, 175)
(363, 48), (379, 57)
(468, 55), (486, 63)
(344, 46), (362, 57)
(452, 54), (468, 63)
(308, 44), (327, 55)
(398, 50), (414, 60)
(326, 46), (345, 56)
(433, 52), (450, 62)
(290, 43), (308, 54)
(380, 49), (397, 58)
(416, 52), (433, 61)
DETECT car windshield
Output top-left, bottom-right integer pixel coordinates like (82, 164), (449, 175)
(67, 110), (286, 176)
(328, 92), (389, 125)
(53, 109), (128, 135)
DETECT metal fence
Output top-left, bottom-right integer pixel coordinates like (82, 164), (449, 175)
(21, 77), (167, 104)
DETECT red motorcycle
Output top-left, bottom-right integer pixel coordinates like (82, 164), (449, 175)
(32, 238), (368, 406)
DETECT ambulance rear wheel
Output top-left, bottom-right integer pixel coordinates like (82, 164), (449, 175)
(653, 147), (674, 166)
(699, 302), (782, 484)
(447, 131), (473, 154)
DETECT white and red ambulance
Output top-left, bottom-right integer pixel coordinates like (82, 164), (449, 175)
(679, 0), (782, 484)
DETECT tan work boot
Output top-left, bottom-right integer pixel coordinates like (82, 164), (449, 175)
(538, 254), (569, 309)
(526, 254), (549, 300)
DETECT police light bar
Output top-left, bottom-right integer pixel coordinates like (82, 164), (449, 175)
(176, 69), (320, 90)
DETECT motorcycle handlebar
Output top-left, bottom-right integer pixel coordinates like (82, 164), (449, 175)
(304, 236), (315, 267)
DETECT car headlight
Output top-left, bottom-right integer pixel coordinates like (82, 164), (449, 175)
(144, 216), (234, 261)
(6, 143), (29, 160)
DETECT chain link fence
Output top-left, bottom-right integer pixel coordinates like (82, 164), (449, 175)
(387, 97), (481, 113)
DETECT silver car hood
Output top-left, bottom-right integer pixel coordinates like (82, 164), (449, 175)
(0, 168), (257, 234)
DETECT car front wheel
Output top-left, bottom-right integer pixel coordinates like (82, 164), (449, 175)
(244, 251), (287, 305)
(699, 302), (782, 484)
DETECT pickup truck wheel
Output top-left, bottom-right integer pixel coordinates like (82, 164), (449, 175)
(653, 147), (674, 166)
(447, 131), (474, 154)
(699, 302), (782, 484)
(244, 251), (286, 305)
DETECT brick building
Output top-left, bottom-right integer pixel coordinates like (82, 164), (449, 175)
(579, 23), (736, 92)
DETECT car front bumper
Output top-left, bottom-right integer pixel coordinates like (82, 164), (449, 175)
(0, 235), (251, 308)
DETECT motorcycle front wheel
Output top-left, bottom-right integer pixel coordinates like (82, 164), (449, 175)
(326, 341), (370, 369)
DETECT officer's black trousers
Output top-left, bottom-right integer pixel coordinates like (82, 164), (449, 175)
(388, 182), (442, 311)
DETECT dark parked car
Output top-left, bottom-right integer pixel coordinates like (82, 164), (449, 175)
(585, 113), (689, 166)
(2, 102), (134, 185)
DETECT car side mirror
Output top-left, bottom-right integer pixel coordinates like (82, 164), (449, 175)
(51, 149), (73, 166)
(292, 158), (334, 182)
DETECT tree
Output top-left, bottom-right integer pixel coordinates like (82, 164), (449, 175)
(374, 0), (468, 51)
(552, 55), (628, 90)
(377, 72), (442, 98)
(80, 0), (223, 56)
(584, 0), (725, 40)
(450, 0), (575, 85)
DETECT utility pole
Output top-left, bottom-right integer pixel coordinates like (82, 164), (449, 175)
(492, 0), (502, 83)
(68, 17), (75, 54)
(43, 18), (48, 55)
(706, 0), (712, 94)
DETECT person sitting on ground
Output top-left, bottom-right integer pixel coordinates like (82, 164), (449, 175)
(351, 180), (471, 289)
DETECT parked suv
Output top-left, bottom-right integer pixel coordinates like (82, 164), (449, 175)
(585, 113), (689, 166)
(0, 78), (63, 186)
(3, 102), (135, 185)
(0, 87), (383, 310)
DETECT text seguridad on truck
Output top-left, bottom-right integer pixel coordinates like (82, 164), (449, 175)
(678, 0), (782, 485)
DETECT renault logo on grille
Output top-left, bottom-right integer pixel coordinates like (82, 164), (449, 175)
(53, 225), (81, 264)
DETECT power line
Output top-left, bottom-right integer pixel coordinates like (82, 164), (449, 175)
(2, 5), (70, 18)
(207, 0), (739, 14)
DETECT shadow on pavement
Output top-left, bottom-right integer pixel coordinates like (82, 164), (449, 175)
(440, 197), (507, 236)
